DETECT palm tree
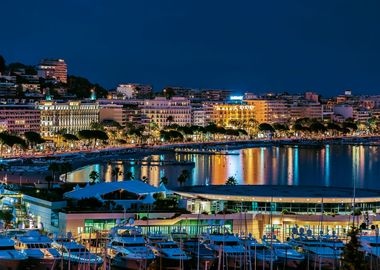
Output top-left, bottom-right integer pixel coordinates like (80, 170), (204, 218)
(111, 167), (122, 182)
(225, 176), (238, 185)
(141, 176), (148, 183)
(60, 162), (73, 182)
(160, 176), (169, 185)
(89, 170), (100, 184)
(48, 162), (60, 181)
(166, 116), (174, 126)
(45, 175), (54, 190)
(177, 169), (190, 187)
(125, 171), (134, 181)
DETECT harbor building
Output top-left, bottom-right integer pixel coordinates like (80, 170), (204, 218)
(140, 97), (192, 128)
(37, 59), (67, 83)
(38, 100), (99, 138)
(13, 182), (380, 243)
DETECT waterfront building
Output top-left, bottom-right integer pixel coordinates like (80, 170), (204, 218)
(289, 102), (323, 121)
(37, 59), (67, 83)
(21, 181), (162, 235)
(191, 104), (214, 127)
(212, 103), (255, 127)
(244, 98), (289, 123)
(172, 185), (380, 240)
(99, 103), (141, 127)
(116, 84), (152, 99)
(140, 97), (192, 128)
(38, 100), (99, 137)
(0, 104), (40, 134)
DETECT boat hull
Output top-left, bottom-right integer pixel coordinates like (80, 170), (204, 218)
(110, 257), (154, 270)
(61, 259), (103, 270)
(154, 257), (192, 270)
(0, 259), (27, 270)
(23, 258), (57, 270)
(276, 257), (304, 269)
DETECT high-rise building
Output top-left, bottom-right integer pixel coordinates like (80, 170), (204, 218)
(140, 97), (191, 128)
(0, 104), (40, 135)
(37, 59), (67, 83)
(38, 100), (99, 137)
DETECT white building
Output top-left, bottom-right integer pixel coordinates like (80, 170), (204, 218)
(38, 100), (99, 137)
(116, 84), (152, 99)
(140, 97), (192, 128)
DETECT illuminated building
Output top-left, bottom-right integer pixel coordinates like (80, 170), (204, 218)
(99, 103), (141, 126)
(37, 59), (67, 83)
(140, 97), (191, 128)
(244, 99), (289, 123)
(192, 104), (214, 127)
(289, 102), (323, 121)
(116, 84), (152, 99)
(212, 103), (255, 127)
(39, 100), (99, 137)
(0, 104), (40, 135)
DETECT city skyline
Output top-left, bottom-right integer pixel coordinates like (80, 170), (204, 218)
(2, 0), (380, 96)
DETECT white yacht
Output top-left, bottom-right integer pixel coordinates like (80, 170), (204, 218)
(202, 231), (248, 269)
(360, 235), (380, 269)
(288, 228), (341, 270)
(241, 236), (278, 270)
(51, 236), (103, 270)
(0, 236), (28, 270)
(262, 235), (304, 269)
(13, 230), (61, 270)
(107, 225), (155, 270)
(148, 240), (191, 270)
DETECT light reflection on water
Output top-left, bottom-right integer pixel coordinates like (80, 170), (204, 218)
(66, 145), (380, 189)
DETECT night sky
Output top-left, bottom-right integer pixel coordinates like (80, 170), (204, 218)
(2, 0), (380, 96)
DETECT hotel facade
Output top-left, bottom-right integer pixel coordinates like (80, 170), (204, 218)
(0, 104), (41, 135)
(38, 100), (99, 137)
(140, 97), (192, 128)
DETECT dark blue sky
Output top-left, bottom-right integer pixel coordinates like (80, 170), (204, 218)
(1, 0), (380, 96)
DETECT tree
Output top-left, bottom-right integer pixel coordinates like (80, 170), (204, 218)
(45, 175), (54, 190)
(0, 210), (13, 228)
(309, 122), (327, 133)
(60, 162), (73, 182)
(48, 162), (60, 181)
(258, 123), (275, 133)
(111, 167), (122, 182)
(67, 75), (108, 98)
(24, 131), (45, 147)
(62, 133), (79, 142)
(160, 176), (169, 185)
(341, 226), (368, 270)
(166, 116), (174, 125)
(125, 171), (134, 181)
(78, 129), (108, 147)
(163, 87), (175, 99)
(177, 169), (190, 187)
(89, 170), (100, 184)
(141, 176), (148, 183)
(225, 176), (238, 185)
